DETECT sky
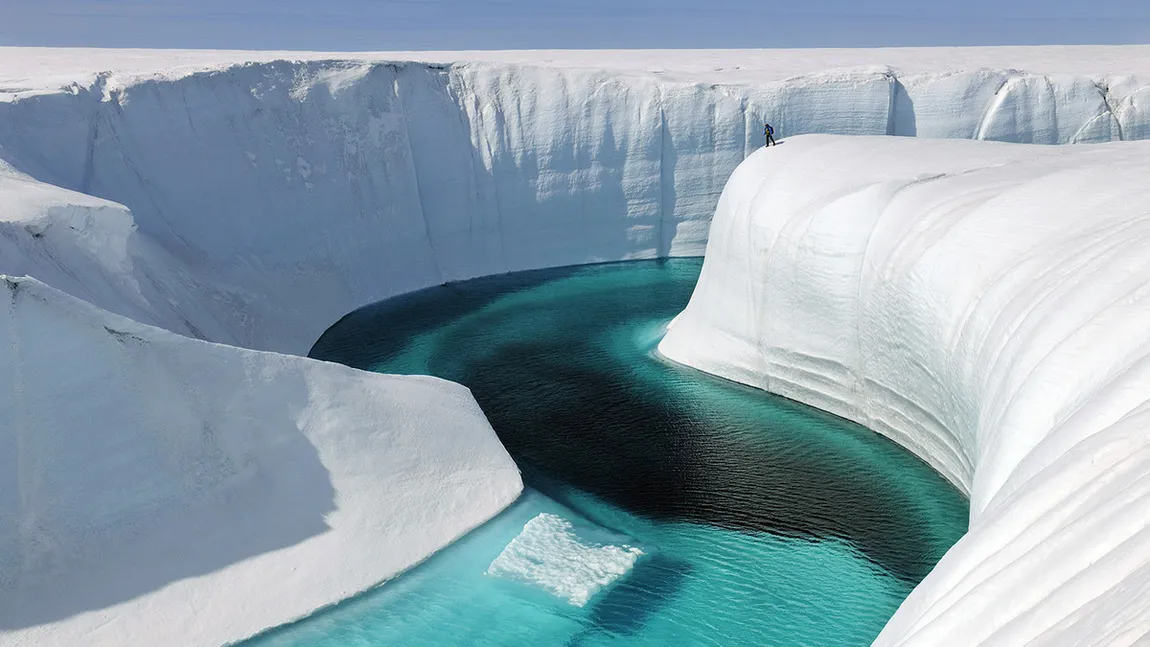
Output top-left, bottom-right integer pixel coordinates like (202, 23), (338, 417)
(2, 0), (1149, 50)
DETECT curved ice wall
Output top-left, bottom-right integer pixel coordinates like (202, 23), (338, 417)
(2, 58), (1149, 353)
(660, 135), (1150, 645)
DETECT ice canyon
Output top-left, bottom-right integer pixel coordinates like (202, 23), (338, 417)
(2, 45), (1150, 645)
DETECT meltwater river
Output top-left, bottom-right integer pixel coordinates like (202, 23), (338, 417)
(245, 258), (966, 647)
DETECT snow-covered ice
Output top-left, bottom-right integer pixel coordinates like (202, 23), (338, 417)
(2, 46), (1150, 645)
(486, 513), (644, 607)
(0, 275), (522, 647)
(1, 47), (1149, 353)
(660, 134), (1150, 645)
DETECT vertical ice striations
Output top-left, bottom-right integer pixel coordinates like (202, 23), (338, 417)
(0, 115), (528, 646)
(659, 134), (1150, 646)
(1, 59), (1148, 354)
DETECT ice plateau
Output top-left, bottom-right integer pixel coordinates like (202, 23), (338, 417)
(2, 46), (1150, 646)
(660, 134), (1150, 645)
(2, 47), (1150, 353)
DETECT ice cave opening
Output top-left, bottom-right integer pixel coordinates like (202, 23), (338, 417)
(241, 259), (968, 647)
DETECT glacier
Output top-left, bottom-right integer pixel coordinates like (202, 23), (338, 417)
(2, 47), (1150, 353)
(1, 46), (1150, 645)
(660, 134), (1150, 645)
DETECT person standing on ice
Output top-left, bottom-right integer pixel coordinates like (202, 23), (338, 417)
(764, 123), (777, 147)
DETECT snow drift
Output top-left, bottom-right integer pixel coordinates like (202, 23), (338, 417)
(2, 47), (1150, 646)
(660, 134), (1150, 645)
(0, 275), (521, 647)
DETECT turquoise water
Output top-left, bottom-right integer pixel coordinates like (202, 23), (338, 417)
(245, 258), (967, 647)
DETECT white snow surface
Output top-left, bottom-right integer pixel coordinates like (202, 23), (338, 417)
(0, 275), (522, 646)
(5, 45), (1150, 95)
(3, 47), (1150, 645)
(659, 134), (1150, 646)
(486, 513), (644, 607)
(1, 47), (1149, 354)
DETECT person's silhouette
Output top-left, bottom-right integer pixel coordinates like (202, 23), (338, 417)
(764, 123), (777, 147)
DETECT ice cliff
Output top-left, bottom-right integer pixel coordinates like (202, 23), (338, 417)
(2, 52), (1149, 353)
(660, 134), (1150, 645)
(2, 47), (1150, 645)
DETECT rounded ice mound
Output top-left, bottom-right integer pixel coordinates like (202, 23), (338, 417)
(487, 513), (644, 607)
(660, 134), (1150, 646)
(0, 276), (523, 647)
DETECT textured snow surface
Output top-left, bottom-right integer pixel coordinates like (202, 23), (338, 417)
(660, 134), (1150, 646)
(486, 513), (644, 607)
(1, 48), (1149, 353)
(0, 276), (522, 647)
(3, 47), (1150, 645)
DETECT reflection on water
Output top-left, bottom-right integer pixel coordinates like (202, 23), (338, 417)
(244, 258), (967, 647)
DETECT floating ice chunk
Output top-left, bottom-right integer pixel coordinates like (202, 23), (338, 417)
(486, 513), (644, 607)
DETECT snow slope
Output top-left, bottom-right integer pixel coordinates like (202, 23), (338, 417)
(0, 275), (522, 647)
(660, 134), (1150, 645)
(1, 48), (1149, 353)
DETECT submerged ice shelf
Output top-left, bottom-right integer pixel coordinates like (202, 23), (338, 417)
(1, 45), (1150, 645)
(486, 513), (644, 608)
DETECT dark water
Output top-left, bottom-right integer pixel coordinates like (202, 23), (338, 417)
(247, 258), (967, 647)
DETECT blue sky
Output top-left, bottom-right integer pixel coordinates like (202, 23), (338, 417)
(3, 0), (1149, 50)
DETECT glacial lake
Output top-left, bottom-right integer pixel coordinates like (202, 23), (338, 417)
(244, 258), (967, 647)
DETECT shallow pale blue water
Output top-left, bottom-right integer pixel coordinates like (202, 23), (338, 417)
(244, 258), (967, 647)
